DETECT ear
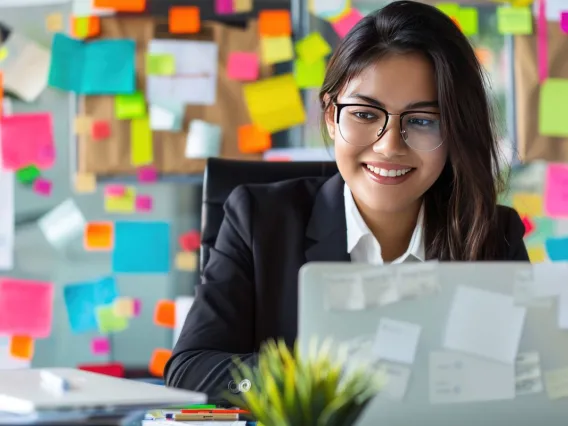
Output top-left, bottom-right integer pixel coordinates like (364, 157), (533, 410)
(322, 94), (336, 140)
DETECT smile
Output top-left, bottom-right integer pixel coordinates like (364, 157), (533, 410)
(365, 164), (414, 177)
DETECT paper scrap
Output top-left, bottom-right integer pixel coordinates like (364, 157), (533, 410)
(71, 16), (101, 39)
(331, 8), (364, 38)
(91, 120), (111, 141)
(0, 279), (53, 338)
(261, 36), (294, 65)
(104, 186), (136, 213)
(523, 215), (535, 237)
(112, 221), (171, 274)
(429, 351), (515, 404)
(135, 195), (153, 212)
(38, 199), (86, 249)
(115, 92), (146, 120)
(378, 363), (411, 401)
(175, 251), (197, 271)
(74, 173), (97, 193)
(84, 221), (114, 251)
(95, 305), (128, 334)
(149, 348), (171, 377)
(154, 299), (175, 328)
(539, 79), (568, 137)
(32, 178), (52, 196)
(525, 217), (555, 246)
(227, 52), (259, 81)
(512, 193), (543, 217)
(0, 170), (14, 271)
(9, 336), (34, 360)
(91, 336), (110, 355)
(185, 119), (222, 159)
(544, 367), (568, 400)
(373, 318), (421, 365)
(515, 351), (543, 395)
(113, 297), (134, 318)
(295, 58), (326, 89)
(258, 10), (291, 36)
(238, 124), (272, 154)
(444, 286), (526, 364)
(72, 0), (115, 17)
(174, 296), (194, 346)
(133, 298), (141, 316)
(146, 53), (176, 76)
(169, 6), (200, 33)
(546, 237), (568, 261)
(130, 117), (154, 166)
(497, 6), (532, 34)
(536, 0), (548, 83)
(544, 163), (568, 217)
(295, 32), (331, 64)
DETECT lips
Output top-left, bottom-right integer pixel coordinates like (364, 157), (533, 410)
(364, 163), (415, 177)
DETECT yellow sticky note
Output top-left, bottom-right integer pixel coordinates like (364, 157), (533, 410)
(497, 6), (532, 35)
(295, 32), (332, 64)
(512, 193), (543, 217)
(458, 7), (479, 36)
(131, 117), (153, 166)
(545, 368), (568, 400)
(0, 47), (9, 62)
(260, 36), (294, 65)
(105, 186), (136, 213)
(527, 246), (546, 263)
(74, 116), (93, 135)
(294, 58), (326, 89)
(175, 251), (197, 271)
(114, 297), (134, 318)
(436, 2), (460, 18)
(45, 13), (64, 32)
(74, 173), (97, 193)
(234, 0), (253, 12)
(243, 74), (306, 133)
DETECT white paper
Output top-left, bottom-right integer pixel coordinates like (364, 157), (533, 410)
(429, 351), (515, 404)
(324, 273), (365, 311)
(396, 262), (440, 300)
(513, 267), (552, 308)
(72, 0), (115, 17)
(173, 296), (194, 347)
(0, 170), (14, 270)
(185, 120), (222, 159)
(378, 363), (412, 401)
(147, 40), (218, 106)
(0, 340), (30, 370)
(533, 264), (568, 298)
(150, 105), (176, 131)
(558, 291), (568, 330)
(515, 351), (543, 395)
(359, 268), (398, 308)
(373, 318), (421, 365)
(444, 286), (526, 365)
(38, 199), (86, 249)
(534, 0), (565, 22)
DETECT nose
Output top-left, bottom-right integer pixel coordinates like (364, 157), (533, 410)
(371, 118), (408, 157)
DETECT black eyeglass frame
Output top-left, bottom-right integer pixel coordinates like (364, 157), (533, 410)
(333, 102), (444, 152)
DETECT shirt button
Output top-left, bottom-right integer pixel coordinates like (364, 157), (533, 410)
(227, 380), (239, 393)
(238, 379), (251, 393)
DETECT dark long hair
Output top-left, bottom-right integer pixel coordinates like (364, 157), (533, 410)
(320, 0), (505, 260)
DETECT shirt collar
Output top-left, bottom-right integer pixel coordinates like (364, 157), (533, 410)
(343, 184), (425, 262)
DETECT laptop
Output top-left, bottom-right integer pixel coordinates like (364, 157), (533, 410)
(298, 262), (568, 426)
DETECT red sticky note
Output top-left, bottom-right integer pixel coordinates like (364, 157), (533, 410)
(521, 216), (535, 237)
(0, 279), (54, 338)
(78, 362), (125, 377)
(179, 230), (200, 251)
(332, 8), (363, 38)
(227, 52), (259, 81)
(0, 113), (55, 171)
(91, 336), (110, 355)
(137, 165), (158, 183)
(135, 195), (153, 212)
(92, 120), (111, 141)
(32, 178), (52, 196)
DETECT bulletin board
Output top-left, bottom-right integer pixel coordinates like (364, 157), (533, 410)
(76, 16), (272, 177)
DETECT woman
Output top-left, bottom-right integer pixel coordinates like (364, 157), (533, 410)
(166, 0), (528, 400)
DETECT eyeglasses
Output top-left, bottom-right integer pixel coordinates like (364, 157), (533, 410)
(334, 103), (444, 152)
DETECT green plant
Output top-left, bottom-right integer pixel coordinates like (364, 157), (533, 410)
(225, 338), (385, 426)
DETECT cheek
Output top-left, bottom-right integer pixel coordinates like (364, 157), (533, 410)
(418, 147), (448, 180)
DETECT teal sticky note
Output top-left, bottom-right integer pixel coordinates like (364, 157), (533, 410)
(112, 222), (170, 273)
(545, 237), (568, 261)
(525, 217), (555, 246)
(48, 34), (84, 92)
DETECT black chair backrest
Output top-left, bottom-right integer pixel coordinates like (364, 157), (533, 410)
(200, 158), (338, 275)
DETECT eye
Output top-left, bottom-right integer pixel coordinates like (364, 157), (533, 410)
(352, 111), (377, 121)
(406, 116), (440, 129)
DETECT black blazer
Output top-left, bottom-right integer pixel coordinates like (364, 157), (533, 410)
(165, 173), (529, 399)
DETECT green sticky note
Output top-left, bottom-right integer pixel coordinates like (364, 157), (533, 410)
(16, 165), (40, 184)
(497, 6), (532, 35)
(115, 92), (146, 120)
(294, 58), (326, 89)
(436, 2), (460, 18)
(458, 7), (479, 36)
(95, 305), (128, 334)
(295, 32), (332, 64)
(131, 117), (153, 166)
(539, 79), (568, 137)
(146, 54), (175, 76)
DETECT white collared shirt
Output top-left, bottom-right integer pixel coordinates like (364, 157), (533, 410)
(344, 184), (425, 265)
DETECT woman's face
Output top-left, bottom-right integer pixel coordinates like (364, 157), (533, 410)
(326, 53), (448, 214)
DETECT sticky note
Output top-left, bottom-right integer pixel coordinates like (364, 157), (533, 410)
(227, 52), (259, 81)
(45, 13), (64, 32)
(497, 6), (533, 35)
(179, 230), (200, 251)
(115, 92), (146, 120)
(105, 187), (136, 213)
(84, 222), (114, 251)
(0, 47), (7, 62)
(295, 32), (332, 64)
(234, 0), (252, 12)
(311, 0), (350, 20)
(131, 117), (154, 166)
(215, 0), (233, 14)
(114, 297), (134, 318)
(525, 217), (555, 246)
(105, 185), (126, 197)
(168, 6), (200, 34)
(527, 245), (547, 263)
(112, 221), (171, 274)
(32, 178), (52, 196)
(149, 348), (172, 377)
(258, 10), (291, 36)
(238, 124), (272, 154)
(512, 193), (543, 217)
(149, 104), (177, 131)
(0, 113), (54, 171)
(243, 74), (306, 133)
(544, 163), (568, 217)
(458, 7), (479, 36)
(96, 305), (128, 334)
(521, 216), (534, 237)
(74, 116), (93, 135)
(137, 165), (158, 183)
(154, 299), (175, 328)
(332, 8), (364, 38)
(91, 337), (110, 355)
(561, 12), (568, 34)
(294, 58), (326, 89)
(185, 120), (222, 158)
(71, 16), (101, 39)
(74, 173), (97, 193)
(93, 0), (146, 11)
(436, 3), (460, 18)
(135, 195), (153, 212)
(545, 237), (568, 261)
(373, 318), (421, 364)
(39, 199), (86, 248)
(544, 368), (568, 399)
(78, 362), (125, 377)
(261, 36), (294, 65)
(146, 53), (175, 75)
(92, 120), (111, 141)
(0, 279), (54, 338)
(133, 298), (142, 316)
(16, 165), (40, 184)
(175, 251), (197, 271)
(539, 79), (568, 136)
(9, 336), (34, 360)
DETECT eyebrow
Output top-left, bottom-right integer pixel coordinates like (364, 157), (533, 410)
(346, 93), (439, 110)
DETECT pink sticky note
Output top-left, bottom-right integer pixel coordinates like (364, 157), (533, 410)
(227, 52), (259, 81)
(105, 185), (126, 197)
(0, 279), (54, 338)
(91, 336), (110, 355)
(215, 0), (233, 14)
(133, 298), (142, 317)
(0, 113), (55, 171)
(561, 12), (568, 33)
(135, 195), (153, 212)
(137, 165), (158, 183)
(544, 164), (568, 217)
(332, 9), (364, 38)
(32, 178), (52, 196)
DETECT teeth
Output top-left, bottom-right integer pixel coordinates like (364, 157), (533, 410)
(366, 164), (413, 177)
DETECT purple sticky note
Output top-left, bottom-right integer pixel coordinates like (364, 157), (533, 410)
(105, 185), (126, 197)
(135, 195), (153, 212)
(133, 298), (142, 317)
(227, 52), (259, 81)
(561, 12), (568, 34)
(32, 178), (52, 196)
(332, 8), (364, 38)
(215, 0), (233, 14)
(137, 165), (158, 183)
(91, 336), (110, 355)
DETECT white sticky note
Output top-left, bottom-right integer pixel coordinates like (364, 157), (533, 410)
(0, 171), (14, 271)
(173, 296), (194, 347)
(396, 261), (440, 300)
(544, 367), (568, 400)
(378, 363), (412, 401)
(359, 268), (398, 308)
(38, 199), (86, 249)
(185, 120), (222, 159)
(150, 105), (176, 131)
(310, 0), (349, 19)
(429, 351), (515, 404)
(324, 273), (365, 311)
(373, 318), (421, 365)
(515, 351), (544, 396)
(444, 286), (526, 364)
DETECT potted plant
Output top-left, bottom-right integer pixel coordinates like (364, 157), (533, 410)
(226, 338), (385, 426)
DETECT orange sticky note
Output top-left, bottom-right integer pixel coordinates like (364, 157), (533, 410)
(9, 335), (34, 360)
(238, 124), (272, 154)
(71, 16), (101, 39)
(258, 10), (292, 36)
(149, 348), (171, 377)
(93, 0), (145, 11)
(154, 300), (175, 328)
(169, 6), (200, 34)
(84, 222), (114, 251)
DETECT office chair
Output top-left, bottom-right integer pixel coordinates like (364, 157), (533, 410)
(200, 158), (338, 275)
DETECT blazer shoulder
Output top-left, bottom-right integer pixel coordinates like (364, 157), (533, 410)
(496, 204), (525, 239)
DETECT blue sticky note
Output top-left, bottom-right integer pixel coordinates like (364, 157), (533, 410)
(47, 34), (84, 92)
(63, 283), (98, 333)
(94, 276), (118, 306)
(112, 222), (171, 273)
(545, 237), (568, 262)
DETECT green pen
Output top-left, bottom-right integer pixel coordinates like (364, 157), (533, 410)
(169, 404), (217, 409)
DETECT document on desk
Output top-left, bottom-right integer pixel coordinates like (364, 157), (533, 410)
(324, 273), (365, 311)
(0, 170), (14, 270)
(373, 318), (421, 365)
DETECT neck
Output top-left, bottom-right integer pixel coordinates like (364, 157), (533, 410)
(354, 198), (422, 262)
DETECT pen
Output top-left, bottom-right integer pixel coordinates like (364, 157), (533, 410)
(180, 409), (250, 414)
(173, 413), (239, 421)
(40, 370), (70, 394)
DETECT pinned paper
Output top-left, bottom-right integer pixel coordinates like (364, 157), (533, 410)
(243, 74), (306, 133)
(105, 185), (126, 197)
(84, 222), (114, 251)
(539, 79), (568, 137)
(38, 199), (86, 249)
(512, 193), (543, 217)
(16, 165), (40, 184)
(149, 348), (171, 377)
(114, 297), (135, 318)
(131, 117), (153, 166)
(45, 13), (64, 32)
(133, 298), (142, 316)
(137, 165), (158, 183)
(174, 296), (194, 345)
(227, 52), (259, 81)
(544, 163), (568, 217)
(32, 178), (52, 196)
(295, 32), (332, 64)
(112, 221), (171, 274)
(92, 120), (111, 141)
(0, 279), (54, 338)
(458, 7), (479, 36)
(115, 92), (146, 120)
(175, 251), (197, 271)
(135, 195), (153, 212)
(544, 367), (568, 400)
(104, 187), (136, 213)
(294, 58), (326, 89)
(373, 318), (421, 365)
(331, 8), (364, 38)
(93, 0), (145, 11)
(146, 53), (175, 75)
(311, 0), (350, 20)
(91, 336), (110, 355)
(545, 237), (568, 261)
(185, 120), (222, 158)
(169, 6), (200, 34)
(521, 216), (535, 237)
(516, 352), (544, 395)
(9, 336), (34, 360)
(154, 299), (175, 328)
(527, 246), (547, 263)
(0, 113), (55, 171)
(238, 124), (272, 154)
(96, 305), (128, 334)
(258, 10), (291, 36)
(74, 173), (97, 193)
(261, 36), (294, 65)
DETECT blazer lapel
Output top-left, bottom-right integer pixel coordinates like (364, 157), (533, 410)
(305, 173), (351, 263)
